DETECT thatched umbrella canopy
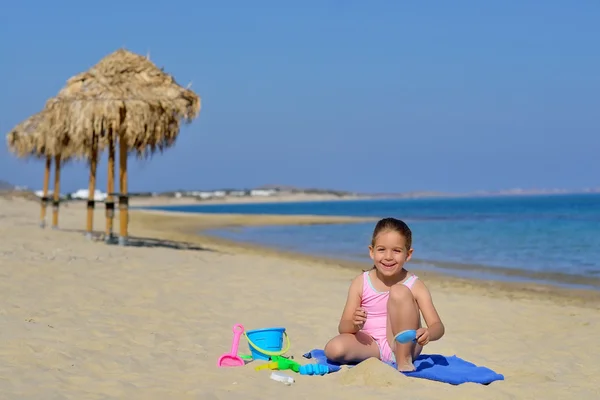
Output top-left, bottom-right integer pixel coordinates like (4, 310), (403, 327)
(40, 48), (201, 244)
(43, 48), (201, 157)
(6, 110), (76, 228)
(6, 113), (45, 158)
(6, 111), (71, 159)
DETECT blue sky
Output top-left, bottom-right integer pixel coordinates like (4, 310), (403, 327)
(1, 1), (598, 194)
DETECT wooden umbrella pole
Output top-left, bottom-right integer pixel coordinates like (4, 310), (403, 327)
(86, 136), (98, 239)
(105, 130), (116, 243)
(40, 156), (51, 228)
(51, 155), (61, 229)
(118, 131), (128, 246)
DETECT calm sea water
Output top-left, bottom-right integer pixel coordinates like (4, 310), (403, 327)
(149, 194), (600, 289)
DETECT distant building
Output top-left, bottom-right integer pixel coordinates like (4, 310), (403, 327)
(34, 190), (56, 198)
(185, 191), (219, 199)
(161, 187), (280, 200)
(70, 189), (107, 201)
(250, 189), (276, 197)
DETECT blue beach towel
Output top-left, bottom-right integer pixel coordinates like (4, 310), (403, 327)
(302, 349), (504, 385)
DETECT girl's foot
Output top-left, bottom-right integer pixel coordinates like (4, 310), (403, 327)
(396, 359), (416, 372)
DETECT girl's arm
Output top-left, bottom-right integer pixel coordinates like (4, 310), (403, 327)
(413, 281), (445, 341)
(338, 275), (363, 334)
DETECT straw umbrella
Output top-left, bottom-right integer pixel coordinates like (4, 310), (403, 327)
(6, 111), (114, 239)
(41, 49), (201, 245)
(5, 111), (74, 229)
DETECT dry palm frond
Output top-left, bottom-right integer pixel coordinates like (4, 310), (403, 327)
(42, 48), (201, 158)
(5, 111), (76, 161)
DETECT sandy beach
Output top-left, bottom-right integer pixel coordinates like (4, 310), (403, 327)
(1, 197), (599, 399)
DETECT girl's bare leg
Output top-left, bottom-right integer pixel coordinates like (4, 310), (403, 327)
(386, 284), (421, 371)
(324, 331), (380, 364)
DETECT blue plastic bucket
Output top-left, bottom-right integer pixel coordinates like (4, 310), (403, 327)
(245, 327), (288, 361)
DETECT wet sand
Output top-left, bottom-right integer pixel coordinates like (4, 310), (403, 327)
(0, 197), (599, 399)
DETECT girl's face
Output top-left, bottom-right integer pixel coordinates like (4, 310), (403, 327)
(369, 230), (413, 277)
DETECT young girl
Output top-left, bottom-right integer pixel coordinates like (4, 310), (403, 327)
(324, 217), (445, 372)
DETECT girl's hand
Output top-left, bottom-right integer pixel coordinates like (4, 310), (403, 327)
(352, 307), (367, 329)
(416, 328), (430, 346)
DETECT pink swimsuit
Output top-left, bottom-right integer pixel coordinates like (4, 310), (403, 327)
(360, 271), (419, 363)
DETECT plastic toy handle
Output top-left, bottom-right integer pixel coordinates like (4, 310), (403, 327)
(230, 324), (245, 356)
(245, 331), (291, 357)
(254, 362), (278, 371)
(269, 357), (297, 372)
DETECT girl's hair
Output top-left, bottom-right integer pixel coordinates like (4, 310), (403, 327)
(370, 217), (412, 249)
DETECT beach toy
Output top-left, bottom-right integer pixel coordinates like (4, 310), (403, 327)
(299, 363), (330, 376)
(395, 329), (418, 344)
(245, 327), (291, 361)
(217, 324), (246, 367)
(254, 356), (331, 376)
(254, 361), (280, 372)
(255, 356), (300, 373)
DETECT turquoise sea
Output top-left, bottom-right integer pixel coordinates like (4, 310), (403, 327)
(149, 194), (600, 290)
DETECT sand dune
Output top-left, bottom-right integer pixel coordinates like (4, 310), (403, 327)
(0, 198), (598, 399)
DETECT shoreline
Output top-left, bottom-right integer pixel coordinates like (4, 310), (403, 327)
(131, 190), (599, 208)
(208, 225), (600, 292)
(135, 200), (600, 294)
(131, 209), (600, 308)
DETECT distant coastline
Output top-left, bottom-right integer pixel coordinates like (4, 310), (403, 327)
(127, 185), (600, 207)
(373, 187), (600, 199)
(2, 179), (599, 206)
